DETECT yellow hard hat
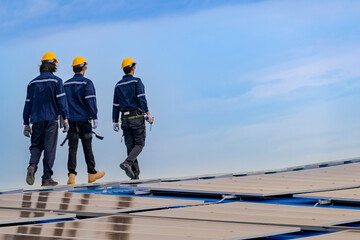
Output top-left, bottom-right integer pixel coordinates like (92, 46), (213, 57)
(121, 58), (136, 69)
(72, 56), (88, 67)
(41, 52), (58, 63)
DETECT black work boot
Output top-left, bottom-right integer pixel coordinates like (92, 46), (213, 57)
(120, 162), (135, 179)
(41, 178), (58, 187)
(26, 164), (37, 185)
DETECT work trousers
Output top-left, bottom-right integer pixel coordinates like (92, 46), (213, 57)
(121, 115), (146, 178)
(67, 120), (97, 175)
(29, 120), (58, 182)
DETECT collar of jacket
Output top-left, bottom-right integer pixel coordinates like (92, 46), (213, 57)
(73, 73), (84, 78)
(123, 74), (133, 79)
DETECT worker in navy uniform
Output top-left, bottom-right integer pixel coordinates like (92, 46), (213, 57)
(112, 58), (154, 180)
(64, 56), (105, 185)
(23, 52), (69, 186)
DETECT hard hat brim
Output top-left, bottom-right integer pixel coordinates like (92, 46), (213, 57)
(121, 62), (136, 69)
(41, 59), (58, 64)
(71, 62), (88, 67)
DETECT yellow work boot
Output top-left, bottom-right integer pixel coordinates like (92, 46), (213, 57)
(88, 171), (105, 183)
(67, 173), (75, 185)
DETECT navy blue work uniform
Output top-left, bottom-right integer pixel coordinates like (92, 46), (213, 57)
(23, 70), (69, 182)
(113, 74), (149, 178)
(64, 73), (98, 175)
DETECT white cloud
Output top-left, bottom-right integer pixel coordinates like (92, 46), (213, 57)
(0, 0), (57, 27)
(146, 98), (360, 177)
(245, 49), (360, 97)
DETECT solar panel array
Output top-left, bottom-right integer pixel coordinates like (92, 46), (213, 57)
(0, 159), (360, 239)
(134, 201), (360, 226)
(0, 215), (300, 240)
(0, 191), (201, 217)
(138, 162), (360, 197)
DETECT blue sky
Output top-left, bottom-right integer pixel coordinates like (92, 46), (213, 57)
(1, 0), (360, 188)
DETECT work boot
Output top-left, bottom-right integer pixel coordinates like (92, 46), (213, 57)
(67, 173), (76, 185)
(26, 164), (36, 185)
(88, 171), (105, 183)
(41, 178), (58, 187)
(120, 162), (135, 179)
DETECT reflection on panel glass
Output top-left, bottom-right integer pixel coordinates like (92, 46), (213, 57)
(0, 215), (299, 240)
(0, 192), (197, 215)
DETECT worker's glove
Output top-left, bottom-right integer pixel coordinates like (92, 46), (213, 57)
(24, 125), (31, 137)
(93, 119), (98, 129)
(113, 122), (120, 132)
(63, 122), (70, 133)
(145, 113), (154, 124)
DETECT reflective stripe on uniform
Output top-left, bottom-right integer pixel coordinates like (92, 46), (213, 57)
(29, 79), (58, 86)
(64, 81), (87, 85)
(113, 103), (120, 106)
(116, 80), (138, 87)
(137, 93), (145, 97)
(56, 93), (66, 98)
(85, 95), (96, 99)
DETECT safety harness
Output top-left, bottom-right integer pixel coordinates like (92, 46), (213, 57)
(60, 131), (104, 147)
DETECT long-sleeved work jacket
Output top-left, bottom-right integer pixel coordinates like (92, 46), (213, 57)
(112, 74), (149, 122)
(64, 73), (98, 122)
(23, 70), (68, 125)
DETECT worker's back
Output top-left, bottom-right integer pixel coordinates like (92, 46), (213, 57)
(25, 70), (63, 124)
(113, 74), (148, 112)
(64, 74), (97, 122)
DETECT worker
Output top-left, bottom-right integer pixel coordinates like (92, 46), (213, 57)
(64, 56), (105, 185)
(23, 52), (69, 186)
(112, 58), (153, 180)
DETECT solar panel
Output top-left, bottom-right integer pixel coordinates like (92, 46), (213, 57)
(295, 188), (360, 203)
(300, 230), (360, 239)
(134, 201), (360, 226)
(0, 192), (202, 216)
(138, 162), (360, 196)
(0, 209), (74, 225)
(0, 215), (300, 240)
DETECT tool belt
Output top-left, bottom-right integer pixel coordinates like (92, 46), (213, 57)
(121, 109), (144, 120)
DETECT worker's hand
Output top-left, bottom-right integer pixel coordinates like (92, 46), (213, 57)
(24, 125), (31, 137)
(145, 112), (154, 124)
(93, 119), (98, 129)
(113, 122), (119, 132)
(63, 120), (69, 133)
